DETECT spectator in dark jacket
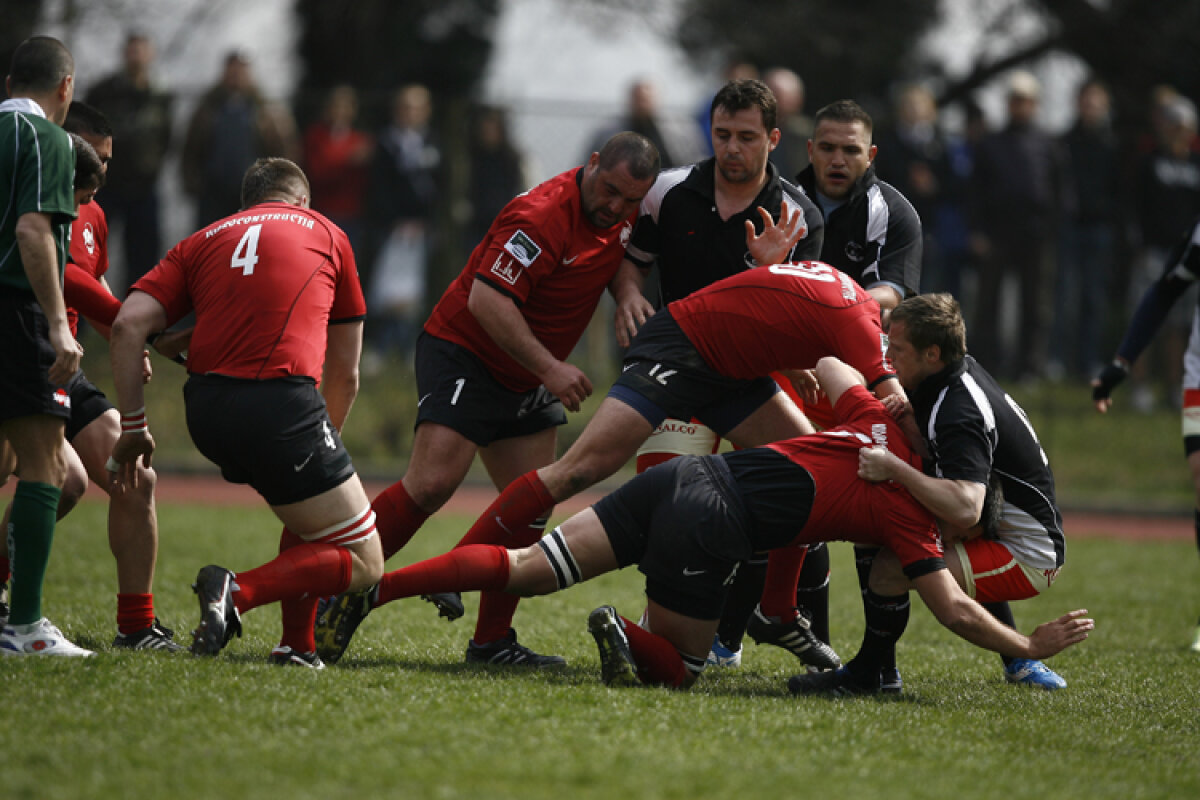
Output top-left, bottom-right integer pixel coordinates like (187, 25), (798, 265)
(1053, 79), (1121, 379)
(968, 71), (1063, 380)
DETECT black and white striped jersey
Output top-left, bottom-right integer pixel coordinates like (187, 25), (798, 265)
(910, 355), (1065, 570)
(795, 163), (923, 299)
(625, 158), (825, 305)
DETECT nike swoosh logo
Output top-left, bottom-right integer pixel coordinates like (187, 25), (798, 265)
(561, 254), (578, 265)
(293, 453), (314, 472)
(494, 515), (512, 535)
(417, 393), (432, 407)
(682, 567), (706, 577)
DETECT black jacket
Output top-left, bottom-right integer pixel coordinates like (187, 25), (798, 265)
(796, 163), (923, 297)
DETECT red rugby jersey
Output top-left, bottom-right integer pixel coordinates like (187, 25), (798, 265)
(424, 167), (635, 392)
(132, 202), (365, 382)
(65, 200), (117, 336)
(670, 261), (893, 386)
(770, 384), (941, 568)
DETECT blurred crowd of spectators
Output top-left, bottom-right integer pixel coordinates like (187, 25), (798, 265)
(81, 35), (1200, 406)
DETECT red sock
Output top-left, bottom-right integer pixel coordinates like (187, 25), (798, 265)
(277, 527), (319, 653)
(618, 614), (688, 688)
(376, 544), (510, 606)
(233, 544), (352, 613)
(280, 595), (320, 653)
(455, 471), (554, 548)
(373, 481), (431, 560)
(116, 592), (155, 635)
(0, 555), (10, 585)
(472, 515), (548, 644)
(760, 546), (808, 619)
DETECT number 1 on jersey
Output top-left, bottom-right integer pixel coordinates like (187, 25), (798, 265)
(231, 224), (263, 276)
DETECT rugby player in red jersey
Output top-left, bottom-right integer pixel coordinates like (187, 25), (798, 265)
(312, 132), (661, 668)
(315, 258), (902, 664)
(108, 158), (382, 667)
(319, 356), (1092, 690)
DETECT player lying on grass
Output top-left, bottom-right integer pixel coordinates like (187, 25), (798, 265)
(320, 356), (1093, 690)
(318, 258), (900, 668)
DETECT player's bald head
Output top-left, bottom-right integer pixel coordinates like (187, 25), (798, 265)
(241, 157), (311, 208)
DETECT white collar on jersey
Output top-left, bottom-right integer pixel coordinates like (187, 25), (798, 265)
(0, 98), (47, 118)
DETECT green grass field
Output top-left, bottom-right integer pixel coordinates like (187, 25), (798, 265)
(2, 498), (1197, 800)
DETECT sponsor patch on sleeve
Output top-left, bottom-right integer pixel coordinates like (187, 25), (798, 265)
(503, 230), (542, 268)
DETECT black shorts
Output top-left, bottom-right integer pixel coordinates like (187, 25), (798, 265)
(611, 310), (778, 435)
(184, 374), (355, 506)
(64, 370), (113, 441)
(414, 332), (566, 446)
(0, 288), (71, 424)
(593, 455), (754, 620)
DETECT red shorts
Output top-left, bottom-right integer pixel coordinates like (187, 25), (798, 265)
(952, 538), (1060, 603)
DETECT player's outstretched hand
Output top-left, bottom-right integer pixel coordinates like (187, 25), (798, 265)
(745, 201), (807, 267)
(614, 292), (655, 349)
(543, 360), (593, 413)
(1092, 360), (1128, 413)
(1027, 609), (1094, 659)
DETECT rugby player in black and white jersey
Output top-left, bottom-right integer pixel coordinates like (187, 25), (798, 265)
(829, 292), (1072, 692)
(606, 78), (830, 670)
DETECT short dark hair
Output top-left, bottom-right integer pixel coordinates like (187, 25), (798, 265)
(890, 292), (967, 363)
(71, 133), (103, 192)
(8, 36), (74, 94)
(64, 101), (113, 139)
(710, 78), (777, 132)
(596, 131), (661, 182)
(814, 99), (874, 137)
(240, 157), (310, 208)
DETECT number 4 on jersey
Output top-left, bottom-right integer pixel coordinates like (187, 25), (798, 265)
(231, 224), (262, 276)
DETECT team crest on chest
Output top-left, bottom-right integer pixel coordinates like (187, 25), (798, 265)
(844, 240), (865, 263)
(620, 221), (633, 246)
(82, 223), (96, 255)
